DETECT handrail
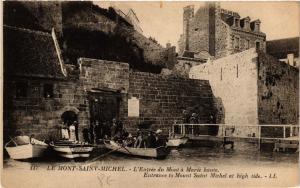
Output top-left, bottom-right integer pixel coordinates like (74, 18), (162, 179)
(171, 123), (299, 141)
(173, 124), (299, 127)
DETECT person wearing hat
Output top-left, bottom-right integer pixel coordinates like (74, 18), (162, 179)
(189, 113), (198, 124)
(155, 129), (167, 147)
(134, 129), (143, 148)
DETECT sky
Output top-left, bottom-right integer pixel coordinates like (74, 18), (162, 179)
(95, 1), (299, 50)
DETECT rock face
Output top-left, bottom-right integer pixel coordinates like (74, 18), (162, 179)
(4, 1), (176, 73)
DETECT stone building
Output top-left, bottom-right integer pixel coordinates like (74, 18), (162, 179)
(3, 1), (218, 143)
(178, 3), (266, 59)
(190, 48), (299, 137)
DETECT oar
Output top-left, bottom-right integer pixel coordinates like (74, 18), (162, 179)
(118, 141), (132, 155)
(86, 144), (124, 164)
(86, 140), (133, 164)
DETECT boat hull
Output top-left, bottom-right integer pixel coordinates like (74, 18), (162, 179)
(104, 141), (169, 159)
(5, 144), (48, 160)
(51, 142), (94, 159)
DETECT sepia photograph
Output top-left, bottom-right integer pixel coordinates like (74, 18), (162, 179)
(1, 1), (299, 187)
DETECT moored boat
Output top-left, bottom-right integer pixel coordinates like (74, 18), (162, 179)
(104, 140), (169, 159)
(50, 140), (94, 159)
(5, 136), (48, 160)
(166, 137), (189, 147)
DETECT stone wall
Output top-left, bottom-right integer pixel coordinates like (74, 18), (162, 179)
(167, 57), (205, 78)
(215, 19), (230, 58)
(78, 58), (130, 134)
(190, 48), (259, 137)
(4, 57), (217, 141)
(3, 77), (79, 142)
(3, 58), (130, 142)
(257, 52), (299, 125)
(127, 71), (217, 133)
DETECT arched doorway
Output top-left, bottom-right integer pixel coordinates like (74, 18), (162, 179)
(61, 110), (79, 140)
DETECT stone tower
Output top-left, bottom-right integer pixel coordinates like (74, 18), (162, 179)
(179, 2), (220, 57)
(182, 5), (194, 51)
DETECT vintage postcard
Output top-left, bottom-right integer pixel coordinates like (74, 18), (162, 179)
(1, 1), (299, 188)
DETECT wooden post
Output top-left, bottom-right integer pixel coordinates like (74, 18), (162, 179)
(181, 124), (183, 135)
(258, 125), (261, 150)
(191, 124), (194, 135)
(172, 124), (174, 136)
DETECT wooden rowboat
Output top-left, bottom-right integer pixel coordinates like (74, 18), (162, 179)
(5, 136), (48, 160)
(50, 140), (94, 159)
(166, 137), (189, 147)
(104, 140), (169, 159)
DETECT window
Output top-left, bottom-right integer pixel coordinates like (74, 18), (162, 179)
(235, 19), (239, 27)
(234, 37), (240, 49)
(236, 64), (239, 78)
(246, 39), (250, 49)
(15, 82), (27, 98)
(44, 83), (54, 98)
(195, 28), (199, 31)
(256, 23), (260, 32)
(256, 41), (260, 50)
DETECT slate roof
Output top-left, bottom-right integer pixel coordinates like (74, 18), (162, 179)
(266, 37), (299, 59)
(4, 26), (66, 79)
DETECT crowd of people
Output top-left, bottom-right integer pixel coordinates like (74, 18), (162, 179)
(85, 118), (167, 148)
(130, 129), (167, 148)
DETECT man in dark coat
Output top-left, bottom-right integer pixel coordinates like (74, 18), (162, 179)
(146, 131), (157, 148)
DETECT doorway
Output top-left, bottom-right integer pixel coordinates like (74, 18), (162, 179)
(61, 110), (79, 140)
(88, 91), (121, 143)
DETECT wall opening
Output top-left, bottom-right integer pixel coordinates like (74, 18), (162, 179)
(43, 83), (54, 98)
(256, 41), (260, 50)
(15, 82), (28, 98)
(88, 91), (122, 143)
(61, 110), (79, 140)
(220, 67), (223, 81)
